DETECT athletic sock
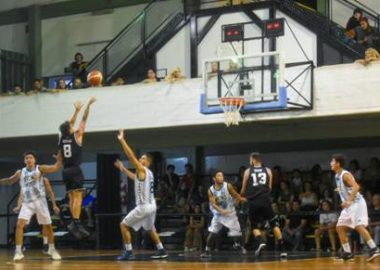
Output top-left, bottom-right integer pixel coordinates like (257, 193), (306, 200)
(156, 242), (164, 250)
(49, 244), (55, 251)
(15, 245), (22, 253)
(73, 218), (80, 224)
(43, 236), (48, 245)
(125, 243), (132, 251)
(342, 243), (351, 253)
(205, 246), (211, 251)
(367, 239), (376, 249)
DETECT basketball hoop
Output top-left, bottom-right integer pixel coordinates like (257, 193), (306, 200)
(219, 97), (245, 127)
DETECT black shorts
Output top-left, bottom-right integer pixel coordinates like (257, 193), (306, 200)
(62, 166), (84, 192)
(248, 196), (275, 227)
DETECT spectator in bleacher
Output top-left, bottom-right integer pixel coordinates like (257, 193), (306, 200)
(346, 8), (363, 32)
(364, 157), (380, 192)
(348, 159), (363, 184)
(178, 163), (195, 202)
(314, 200), (337, 252)
(190, 185), (208, 214)
(232, 166), (246, 194)
(271, 166), (284, 198)
(111, 77), (125, 86)
(143, 69), (158, 83)
(163, 164), (180, 193)
(27, 79), (47, 95)
(369, 194), (380, 246)
(70, 52), (88, 83)
(207, 62), (219, 79)
(299, 181), (318, 211)
(184, 204), (204, 252)
(319, 188), (335, 207)
(9, 84), (24, 95)
(157, 181), (175, 207)
(176, 181), (191, 211)
(56, 78), (68, 90)
(355, 17), (375, 48)
(165, 67), (186, 83)
(290, 169), (303, 196)
(310, 164), (323, 194)
(282, 200), (307, 251)
(277, 181), (292, 212)
(356, 48), (380, 66)
(72, 77), (84, 90)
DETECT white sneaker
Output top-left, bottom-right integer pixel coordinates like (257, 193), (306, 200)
(13, 251), (24, 262)
(48, 249), (62, 260)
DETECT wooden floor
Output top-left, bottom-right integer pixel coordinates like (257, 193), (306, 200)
(0, 249), (379, 270)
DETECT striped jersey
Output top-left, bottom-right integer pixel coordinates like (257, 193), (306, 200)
(135, 167), (155, 205)
(335, 169), (362, 203)
(209, 182), (236, 216)
(20, 166), (45, 203)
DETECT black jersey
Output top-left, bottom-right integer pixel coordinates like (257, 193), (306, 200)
(245, 166), (271, 200)
(58, 132), (82, 167)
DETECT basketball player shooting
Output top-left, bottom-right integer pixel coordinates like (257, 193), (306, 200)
(114, 129), (168, 260)
(0, 151), (62, 261)
(58, 97), (96, 239)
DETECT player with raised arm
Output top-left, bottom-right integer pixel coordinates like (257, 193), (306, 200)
(331, 154), (380, 262)
(114, 129), (168, 260)
(0, 151), (62, 261)
(13, 176), (60, 254)
(201, 170), (247, 258)
(58, 97), (96, 239)
(240, 152), (287, 259)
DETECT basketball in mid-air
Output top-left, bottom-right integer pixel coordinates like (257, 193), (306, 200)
(87, 70), (103, 87)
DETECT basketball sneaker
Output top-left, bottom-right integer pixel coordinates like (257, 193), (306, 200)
(334, 252), (354, 261)
(48, 249), (62, 260)
(117, 250), (135, 261)
(280, 252), (288, 259)
(13, 251), (24, 262)
(200, 250), (212, 258)
(151, 249), (169, 259)
(367, 247), (380, 262)
(254, 243), (266, 257)
(77, 223), (90, 238)
(68, 222), (82, 240)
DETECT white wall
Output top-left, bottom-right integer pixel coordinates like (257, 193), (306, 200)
(0, 23), (28, 55)
(156, 24), (191, 78)
(357, 0), (380, 12)
(42, 4), (146, 76)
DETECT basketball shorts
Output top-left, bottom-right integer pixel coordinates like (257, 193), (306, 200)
(62, 166), (85, 192)
(337, 198), (368, 229)
(122, 203), (157, 231)
(248, 197), (275, 227)
(208, 213), (242, 237)
(18, 198), (52, 225)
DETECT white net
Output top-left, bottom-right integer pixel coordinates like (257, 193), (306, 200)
(219, 97), (245, 127)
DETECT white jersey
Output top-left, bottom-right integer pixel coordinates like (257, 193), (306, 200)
(209, 182), (236, 216)
(135, 167), (155, 205)
(335, 169), (362, 203)
(20, 166), (45, 203)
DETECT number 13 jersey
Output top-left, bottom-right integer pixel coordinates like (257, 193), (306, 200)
(246, 166), (270, 200)
(58, 132), (82, 168)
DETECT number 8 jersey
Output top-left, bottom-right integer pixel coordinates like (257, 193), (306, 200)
(58, 132), (82, 168)
(246, 166), (270, 200)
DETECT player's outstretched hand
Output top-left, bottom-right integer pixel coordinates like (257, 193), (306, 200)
(114, 159), (124, 171)
(88, 97), (96, 105)
(53, 205), (60, 215)
(74, 101), (84, 111)
(13, 206), (21, 214)
(117, 129), (124, 141)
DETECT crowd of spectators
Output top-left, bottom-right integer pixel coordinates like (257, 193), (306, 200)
(156, 158), (380, 252)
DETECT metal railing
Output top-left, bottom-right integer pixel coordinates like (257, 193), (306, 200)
(86, 0), (185, 83)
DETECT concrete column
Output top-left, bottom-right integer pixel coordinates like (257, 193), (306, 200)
(28, 5), (42, 80)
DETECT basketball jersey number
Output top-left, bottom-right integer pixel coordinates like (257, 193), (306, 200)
(63, 144), (72, 158)
(251, 172), (267, 186)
